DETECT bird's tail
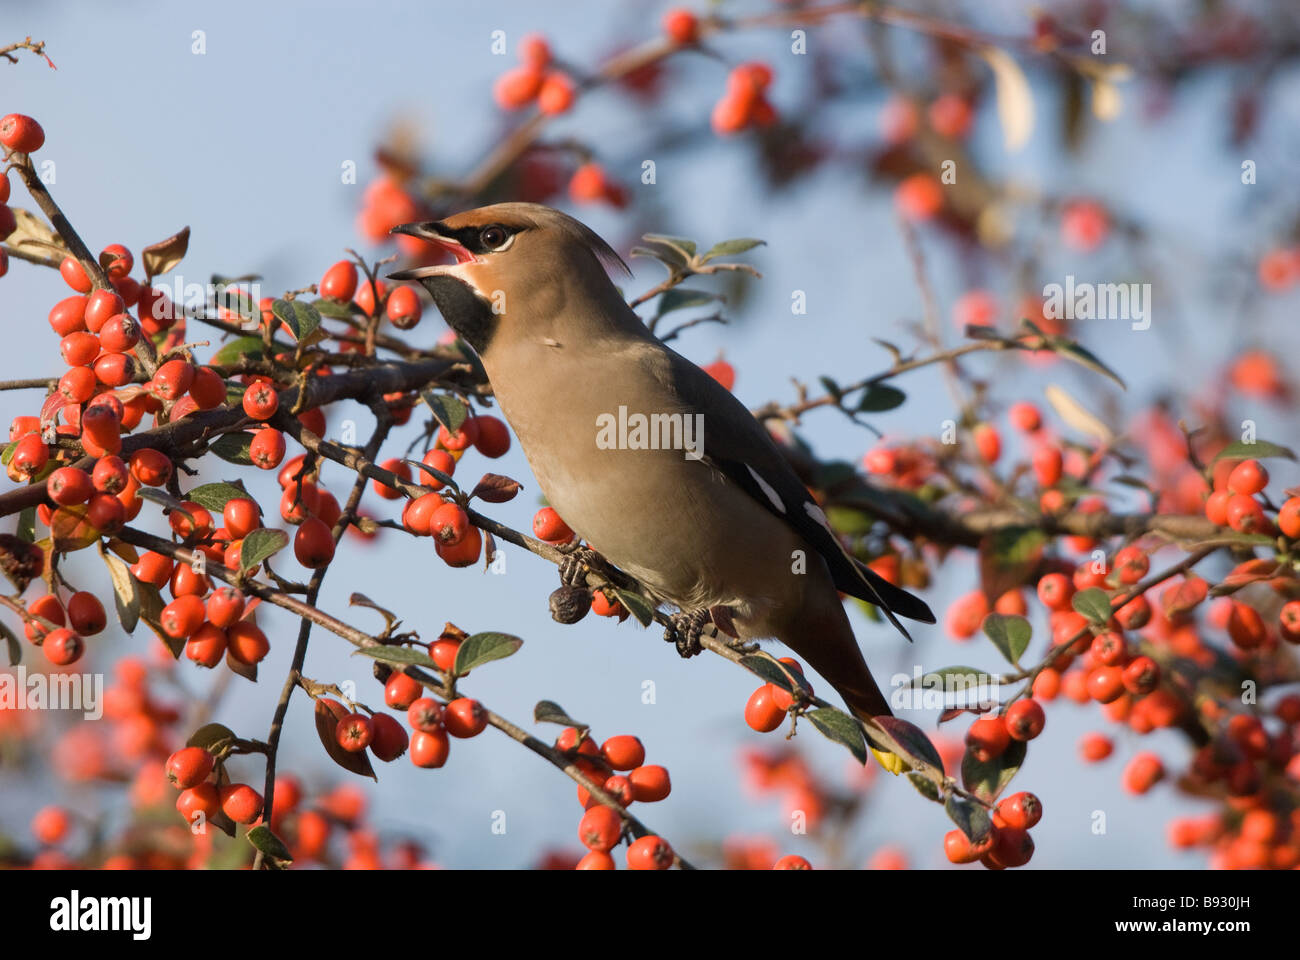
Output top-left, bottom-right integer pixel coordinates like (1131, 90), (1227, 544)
(780, 599), (900, 768)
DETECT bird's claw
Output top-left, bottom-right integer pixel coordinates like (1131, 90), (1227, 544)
(663, 608), (710, 659)
(557, 545), (604, 588)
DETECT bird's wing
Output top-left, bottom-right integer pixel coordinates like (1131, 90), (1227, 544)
(651, 345), (936, 638)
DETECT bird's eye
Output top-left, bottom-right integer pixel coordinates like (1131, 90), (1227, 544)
(480, 226), (509, 249)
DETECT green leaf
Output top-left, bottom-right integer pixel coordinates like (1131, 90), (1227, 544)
(961, 738), (1027, 801)
(856, 383), (907, 412)
(402, 458), (458, 493)
(611, 588), (655, 627)
(311, 297), (355, 320)
(1051, 338), (1127, 389)
(211, 336), (266, 366)
(99, 545), (140, 634)
(907, 772), (942, 801)
(982, 614), (1032, 665)
(137, 580), (183, 659)
(187, 481), (251, 513)
(1071, 587), (1113, 625)
(453, 631), (522, 676)
(739, 654), (812, 697)
(271, 298), (321, 343)
(420, 391), (468, 434)
(906, 665), (988, 689)
(944, 793), (994, 844)
(209, 433), (253, 465)
(239, 528), (288, 572)
(0, 440), (18, 466)
(806, 707), (867, 764)
(978, 527), (1046, 605)
(702, 237), (765, 260)
(186, 722), (237, 751)
(654, 288), (718, 317)
(630, 244), (689, 270)
(818, 376), (842, 400)
(1, 620), (20, 666)
(641, 234), (697, 258)
(352, 645), (437, 669)
(870, 715), (945, 772)
(16, 506), (35, 544)
(246, 824), (293, 866)
(534, 700), (586, 729)
(135, 487), (187, 512)
(1213, 440), (1297, 463)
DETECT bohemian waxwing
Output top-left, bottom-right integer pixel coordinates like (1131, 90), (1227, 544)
(390, 203), (934, 737)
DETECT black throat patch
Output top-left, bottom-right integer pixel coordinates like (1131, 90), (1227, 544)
(417, 274), (498, 354)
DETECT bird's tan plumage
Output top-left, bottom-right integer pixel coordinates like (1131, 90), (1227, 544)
(390, 203), (934, 730)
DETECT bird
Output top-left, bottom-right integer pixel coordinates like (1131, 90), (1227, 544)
(389, 202), (935, 748)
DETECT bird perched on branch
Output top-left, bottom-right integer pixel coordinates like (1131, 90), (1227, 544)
(390, 203), (934, 754)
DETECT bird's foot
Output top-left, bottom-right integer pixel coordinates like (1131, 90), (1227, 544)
(663, 608), (711, 659)
(556, 545), (604, 588)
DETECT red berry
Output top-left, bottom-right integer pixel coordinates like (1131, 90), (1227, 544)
(599, 735), (645, 771)
(206, 587), (245, 629)
(223, 497), (261, 539)
(626, 834), (674, 870)
(66, 591), (106, 636)
(319, 260), (358, 303)
(59, 256), (91, 293)
(532, 507), (574, 543)
(410, 727), (450, 768)
(249, 428), (286, 469)
(219, 783), (264, 823)
(1122, 655), (1160, 695)
(0, 113), (45, 153)
(294, 516), (335, 568)
(470, 416), (510, 458)
(176, 783), (220, 822)
(995, 791), (1042, 830)
(744, 685), (786, 732)
(165, 746), (215, 789)
(369, 712), (409, 762)
(47, 467), (92, 506)
(1227, 459), (1268, 496)
(336, 713), (373, 752)
(43, 628), (84, 666)
(429, 502), (470, 545)
(241, 378), (279, 420)
(384, 672), (423, 710)
(1078, 732), (1113, 762)
(385, 285), (422, 329)
(227, 621), (270, 665)
(628, 765), (671, 802)
(578, 804), (623, 853)
(442, 697), (487, 738)
(663, 8), (699, 44)
(966, 715), (1010, 762)
(407, 697), (444, 733)
(1004, 699), (1045, 741)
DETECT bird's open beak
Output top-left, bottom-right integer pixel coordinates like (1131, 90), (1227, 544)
(388, 221), (477, 280)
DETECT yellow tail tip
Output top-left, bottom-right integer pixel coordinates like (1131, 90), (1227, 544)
(870, 747), (907, 776)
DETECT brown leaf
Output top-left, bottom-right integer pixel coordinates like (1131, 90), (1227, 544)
(141, 226), (191, 281)
(470, 473), (523, 503)
(313, 698), (377, 781)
